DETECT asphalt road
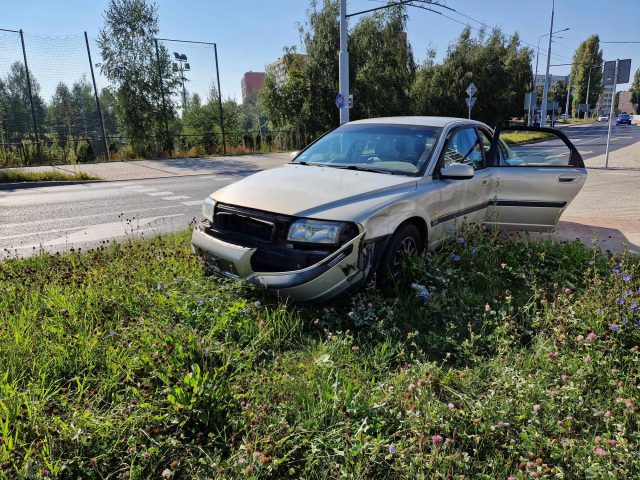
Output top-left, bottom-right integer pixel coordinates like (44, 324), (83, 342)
(1, 122), (638, 258)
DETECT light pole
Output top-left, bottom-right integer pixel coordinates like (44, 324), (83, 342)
(173, 52), (190, 114)
(529, 27), (569, 126)
(540, 0), (556, 127)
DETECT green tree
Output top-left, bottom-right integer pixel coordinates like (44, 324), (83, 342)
(552, 80), (568, 113)
(631, 68), (640, 114)
(412, 28), (532, 126)
(3, 62), (46, 142)
(98, 0), (178, 155)
(48, 82), (74, 141)
(569, 35), (603, 117)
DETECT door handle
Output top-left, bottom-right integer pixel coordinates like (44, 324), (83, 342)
(558, 175), (580, 183)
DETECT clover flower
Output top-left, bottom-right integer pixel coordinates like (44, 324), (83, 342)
(431, 435), (444, 445)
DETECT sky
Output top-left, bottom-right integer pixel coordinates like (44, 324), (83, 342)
(1, 0), (638, 104)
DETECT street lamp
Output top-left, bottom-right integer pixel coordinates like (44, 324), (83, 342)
(173, 52), (190, 113)
(540, 0), (558, 127)
(529, 27), (569, 125)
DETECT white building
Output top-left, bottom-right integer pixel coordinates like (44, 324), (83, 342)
(266, 54), (307, 88)
(598, 84), (614, 115)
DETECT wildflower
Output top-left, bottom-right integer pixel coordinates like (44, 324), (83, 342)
(348, 311), (355, 317)
(198, 300), (205, 306)
(624, 290), (633, 296)
(204, 348), (210, 356)
(109, 330), (115, 337)
(595, 436), (601, 443)
(254, 300), (262, 307)
(625, 400), (634, 409)
(617, 298), (624, 305)
(470, 247), (478, 255)
(162, 469), (172, 478)
(431, 434), (444, 445)
(388, 445), (396, 455)
(526, 461), (535, 469)
(451, 254), (461, 262)
(623, 274), (631, 282)
(587, 331), (597, 341)
(42, 469), (50, 478)
(610, 324), (619, 332)
(258, 319), (266, 328)
(448, 402), (455, 409)
(485, 304), (491, 312)
(408, 383), (416, 391)
(631, 346), (639, 353)
(530, 472), (541, 477)
(604, 410), (613, 418)
(607, 439), (617, 446)
(500, 262), (507, 269)
(564, 287), (572, 294)
(533, 404), (541, 412)
(417, 378), (427, 387)
(237, 457), (247, 464)
(576, 334), (585, 342)
(584, 355), (592, 364)
(548, 390), (558, 398)
(143, 451), (151, 458)
(612, 268), (621, 275)
(632, 303), (638, 311)
(548, 352), (559, 359)
(252, 451), (261, 459)
(561, 374), (569, 382)
(498, 420), (505, 428)
(447, 225), (453, 231)
(456, 237), (465, 244)
(508, 477), (516, 480)
(411, 283), (430, 300)
(173, 277), (179, 284)
(156, 283), (162, 291)
(595, 308), (604, 313)
(594, 447), (607, 456)
(588, 260), (594, 265)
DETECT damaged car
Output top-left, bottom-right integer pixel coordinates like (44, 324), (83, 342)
(191, 117), (586, 301)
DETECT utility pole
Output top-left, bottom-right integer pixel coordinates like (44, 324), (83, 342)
(540, 0), (555, 127)
(564, 81), (571, 122)
(584, 68), (593, 119)
(338, 0), (349, 125)
(604, 59), (619, 169)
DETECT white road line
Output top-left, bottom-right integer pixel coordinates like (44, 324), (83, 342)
(131, 187), (158, 193)
(146, 191), (175, 196)
(1, 204), (182, 229)
(198, 175), (235, 181)
(181, 200), (204, 206)
(162, 195), (190, 200)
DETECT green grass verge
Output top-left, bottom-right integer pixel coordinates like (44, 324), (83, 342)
(0, 170), (98, 183)
(1, 230), (639, 478)
(502, 131), (555, 144)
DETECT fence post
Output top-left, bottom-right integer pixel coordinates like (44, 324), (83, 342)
(214, 43), (227, 156)
(154, 38), (172, 157)
(84, 32), (110, 162)
(19, 29), (39, 145)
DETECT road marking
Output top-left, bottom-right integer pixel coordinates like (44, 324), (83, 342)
(162, 195), (190, 200)
(199, 175), (235, 181)
(131, 187), (158, 193)
(182, 200), (205, 206)
(1, 204), (182, 229)
(146, 191), (175, 196)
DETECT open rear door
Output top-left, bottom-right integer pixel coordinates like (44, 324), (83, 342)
(485, 126), (587, 232)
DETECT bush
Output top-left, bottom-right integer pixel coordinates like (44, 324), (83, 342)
(75, 139), (96, 163)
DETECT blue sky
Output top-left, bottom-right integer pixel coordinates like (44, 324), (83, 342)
(1, 0), (638, 103)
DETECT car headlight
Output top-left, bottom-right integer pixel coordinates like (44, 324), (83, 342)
(202, 197), (216, 223)
(287, 219), (356, 245)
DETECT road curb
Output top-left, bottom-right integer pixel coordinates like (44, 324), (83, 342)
(0, 179), (106, 191)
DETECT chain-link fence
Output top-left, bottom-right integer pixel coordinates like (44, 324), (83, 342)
(0, 28), (303, 168)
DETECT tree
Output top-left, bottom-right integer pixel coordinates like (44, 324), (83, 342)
(412, 28), (532, 126)
(631, 69), (640, 114)
(98, 0), (178, 155)
(48, 82), (74, 141)
(2, 62), (46, 142)
(552, 80), (568, 113)
(569, 35), (603, 117)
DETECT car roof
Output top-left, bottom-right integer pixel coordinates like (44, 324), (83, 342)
(349, 116), (488, 129)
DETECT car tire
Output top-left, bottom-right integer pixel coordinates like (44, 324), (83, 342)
(377, 223), (423, 286)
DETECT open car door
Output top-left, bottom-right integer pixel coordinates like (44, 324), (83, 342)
(485, 126), (587, 231)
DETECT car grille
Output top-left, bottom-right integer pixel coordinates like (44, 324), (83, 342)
(208, 203), (338, 272)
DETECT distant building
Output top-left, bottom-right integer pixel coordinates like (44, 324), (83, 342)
(617, 90), (633, 114)
(266, 54), (307, 88)
(241, 71), (265, 103)
(598, 84), (614, 114)
(535, 74), (569, 88)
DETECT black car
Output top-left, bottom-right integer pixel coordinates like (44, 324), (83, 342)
(616, 113), (632, 125)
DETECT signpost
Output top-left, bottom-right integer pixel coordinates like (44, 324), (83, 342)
(335, 93), (345, 110)
(604, 59), (632, 169)
(466, 82), (478, 119)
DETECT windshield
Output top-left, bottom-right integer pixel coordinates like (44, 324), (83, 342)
(294, 123), (442, 175)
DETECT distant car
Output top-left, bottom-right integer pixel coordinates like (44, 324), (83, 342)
(192, 116), (586, 301)
(598, 114), (609, 122)
(616, 113), (632, 125)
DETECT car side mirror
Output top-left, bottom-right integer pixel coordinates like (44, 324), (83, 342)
(440, 163), (474, 180)
(289, 150), (300, 160)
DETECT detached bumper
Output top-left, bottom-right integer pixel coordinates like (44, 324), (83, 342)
(191, 227), (367, 302)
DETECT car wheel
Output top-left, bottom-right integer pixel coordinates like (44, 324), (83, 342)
(377, 223), (423, 285)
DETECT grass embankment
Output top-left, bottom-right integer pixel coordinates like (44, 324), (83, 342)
(502, 131), (555, 144)
(0, 170), (97, 183)
(1, 230), (639, 479)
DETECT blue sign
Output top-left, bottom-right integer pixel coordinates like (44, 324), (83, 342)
(335, 93), (345, 109)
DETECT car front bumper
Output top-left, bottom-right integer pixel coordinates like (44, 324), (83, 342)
(191, 226), (369, 301)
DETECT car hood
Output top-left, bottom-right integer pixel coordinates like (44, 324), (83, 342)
(212, 164), (417, 219)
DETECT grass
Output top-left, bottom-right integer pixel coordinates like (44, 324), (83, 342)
(501, 131), (555, 144)
(0, 169), (98, 183)
(1, 229), (639, 479)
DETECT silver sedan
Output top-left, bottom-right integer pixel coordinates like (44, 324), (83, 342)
(192, 117), (586, 301)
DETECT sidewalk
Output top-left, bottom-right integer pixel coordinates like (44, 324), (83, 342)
(2, 152), (291, 182)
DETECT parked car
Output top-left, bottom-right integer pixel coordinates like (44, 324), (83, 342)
(598, 114), (609, 122)
(192, 117), (586, 301)
(616, 113), (632, 125)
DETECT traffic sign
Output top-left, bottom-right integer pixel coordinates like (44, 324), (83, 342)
(335, 93), (345, 109)
(466, 82), (478, 97)
(465, 97), (477, 107)
(604, 59), (631, 85)
(524, 92), (537, 110)
(348, 94), (353, 109)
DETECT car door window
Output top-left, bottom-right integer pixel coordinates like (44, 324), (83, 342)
(443, 128), (484, 171)
(476, 129), (492, 169)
